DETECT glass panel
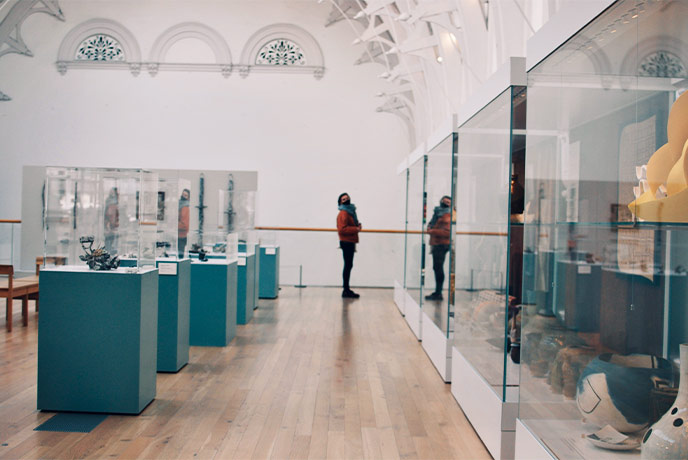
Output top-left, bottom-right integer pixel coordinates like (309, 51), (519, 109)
(405, 158), (425, 309)
(157, 172), (191, 259)
(0, 221), (21, 266)
(424, 135), (456, 336)
(44, 167), (78, 265)
(519, 0), (688, 457)
(138, 170), (158, 269)
(454, 88), (525, 401)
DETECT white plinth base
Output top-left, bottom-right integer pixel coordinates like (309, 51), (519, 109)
(451, 348), (518, 460)
(404, 291), (421, 340)
(515, 420), (555, 460)
(393, 280), (405, 316)
(421, 312), (451, 382)
(515, 418), (642, 460)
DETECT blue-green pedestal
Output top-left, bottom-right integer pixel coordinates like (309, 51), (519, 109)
(189, 260), (237, 346)
(156, 258), (190, 372)
(259, 246), (280, 299)
(240, 243), (260, 310)
(237, 253), (256, 324)
(37, 267), (159, 414)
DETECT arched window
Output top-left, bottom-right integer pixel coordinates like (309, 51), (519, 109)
(56, 19), (142, 75)
(148, 22), (232, 77)
(239, 24), (325, 79)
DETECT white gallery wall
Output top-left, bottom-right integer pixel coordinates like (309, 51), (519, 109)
(0, 0), (409, 286)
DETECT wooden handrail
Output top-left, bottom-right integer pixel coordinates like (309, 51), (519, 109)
(0, 219), (21, 224)
(255, 226), (406, 234)
(255, 226), (507, 237)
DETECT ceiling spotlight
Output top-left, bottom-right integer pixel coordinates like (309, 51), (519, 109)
(379, 72), (391, 79)
(352, 38), (362, 45)
(436, 56), (443, 63)
(396, 12), (411, 21)
(354, 11), (366, 19)
(385, 47), (398, 55)
(375, 92), (386, 97)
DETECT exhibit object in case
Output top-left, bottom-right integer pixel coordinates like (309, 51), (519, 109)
(450, 57), (526, 460)
(402, 146), (426, 340)
(515, 1), (688, 459)
(422, 117), (457, 383)
(189, 259), (237, 346)
(37, 267), (158, 414)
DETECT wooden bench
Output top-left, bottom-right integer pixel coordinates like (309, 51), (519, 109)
(0, 265), (39, 332)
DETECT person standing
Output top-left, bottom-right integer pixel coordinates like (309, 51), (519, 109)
(337, 192), (361, 298)
(178, 188), (190, 258)
(425, 195), (452, 301)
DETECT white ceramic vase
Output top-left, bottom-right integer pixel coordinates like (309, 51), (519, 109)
(641, 343), (688, 459)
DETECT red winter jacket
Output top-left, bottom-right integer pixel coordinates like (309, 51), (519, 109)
(427, 212), (451, 245)
(337, 210), (359, 243)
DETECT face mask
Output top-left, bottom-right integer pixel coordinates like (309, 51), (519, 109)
(440, 202), (449, 208)
(341, 199), (350, 206)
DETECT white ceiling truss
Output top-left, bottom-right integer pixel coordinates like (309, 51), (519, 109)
(0, 0), (64, 100)
(324, 0), (563, 151)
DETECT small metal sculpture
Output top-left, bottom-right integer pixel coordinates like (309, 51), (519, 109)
(189, 243), (208, 262)
(197, 174), (207, 246)
(156, 241), (171, 258)
(79, 236), (120, 270)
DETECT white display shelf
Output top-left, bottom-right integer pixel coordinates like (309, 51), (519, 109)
(421, 311), (451, 381)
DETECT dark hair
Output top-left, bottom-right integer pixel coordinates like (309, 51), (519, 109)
(182, 188), (191, 196)
(338, 192), (350, 205)
(441, 195), (451, 203)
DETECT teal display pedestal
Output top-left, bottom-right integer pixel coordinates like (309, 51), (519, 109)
(37, 267), (158, 414)
(237, 253), (256, 325)
(240, 243), (260, 310)
(189, 259), (237, 346)
(156, 258), (190, 372)
(259, 245), (280, 299)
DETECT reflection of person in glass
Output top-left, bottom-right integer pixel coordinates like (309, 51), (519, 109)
(337, 192), (362, 299)
(178, 188), (190, 258)
(426, 195), (452, 301)
(104, 187), (119, 254)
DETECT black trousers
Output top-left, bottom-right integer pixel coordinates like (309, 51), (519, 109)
(431, 244), (449, 294)
(178, 237), (187, 258)
(340, 241), (355, 291)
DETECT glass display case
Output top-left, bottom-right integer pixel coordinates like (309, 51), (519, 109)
(403, 155), (426, 339)
(43, 167), (158, 271)
(453, 84), (526, 400)
(517, 1), (688, 458)
(449, 56), (526, 460)
(422, 132), (457, 380)
(157, 171), (191, 259)
(234, 191), (256, 233)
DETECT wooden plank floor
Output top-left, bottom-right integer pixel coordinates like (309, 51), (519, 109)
(0, 287), (490, 459)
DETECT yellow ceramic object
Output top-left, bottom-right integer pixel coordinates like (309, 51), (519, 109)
(666, 139), (688, 196)
(646, 143), (679, 194)
(629, 91), (688, 223)
(668, 91), (688, 153)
